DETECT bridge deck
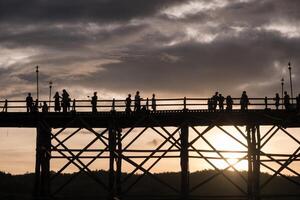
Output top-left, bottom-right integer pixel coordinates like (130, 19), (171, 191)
(1, 109), (300, 128)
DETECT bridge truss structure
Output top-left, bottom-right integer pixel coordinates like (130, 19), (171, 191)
(0, 97), (300, 200)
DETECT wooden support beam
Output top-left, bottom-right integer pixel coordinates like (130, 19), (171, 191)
(247, 125), (261, 200)
(34, 120), (51, 199)
(247, 126), (253, 200)
(116, 128), (122, 197)
(34, 126), (41, 198)
(180, 125), (189, 200)
(109, 128), (116, 199)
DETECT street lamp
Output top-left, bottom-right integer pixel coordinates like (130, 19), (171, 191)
(281, 78), (284, 109)
(288, 62), (294, 104)
(36, 66), (39, 101)
(49, 81), (53, 111)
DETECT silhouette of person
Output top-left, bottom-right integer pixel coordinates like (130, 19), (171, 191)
(208, 98), (213, 111)
(226, 95), (233, 111)
(42, 101), (48, 113)
(240, 91), (249, 111)
(274, 93), (280, 110)
(219, 94), (225, 111)
(297, 94), (300, 111)
(151, 94), (156, 112)
(91, 92), (98, 113)
(212, 92), (219, 111)
(284, 91), (290, 110)
(62, 89), (70, 112)
(33, 99), (39, 113)
(125, 94), (132, 113)
(53, 92), (61, 112)
(134, 91), (141, 112)
(26, 93), (33, 112)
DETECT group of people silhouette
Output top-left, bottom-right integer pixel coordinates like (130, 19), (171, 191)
(26, 89), (71, 113)
(24, 89), (300, 113)
(125, 91), (156, 113)
(208, 91), (249, 111)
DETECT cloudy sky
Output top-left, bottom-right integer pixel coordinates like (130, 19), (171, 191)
(1, 0), (300, 174)
(1, 0), (300, 100)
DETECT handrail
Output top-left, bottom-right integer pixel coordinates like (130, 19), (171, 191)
(0, 97), (297, 112)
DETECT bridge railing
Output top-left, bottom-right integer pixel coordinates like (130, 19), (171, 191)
(0, 97), (294, 112)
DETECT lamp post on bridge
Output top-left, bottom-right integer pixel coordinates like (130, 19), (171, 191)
(281, 78), (284, 109)
(36, 66), (39, 101)
(49, 81), (53, 111)
(288, 62), (294, 104)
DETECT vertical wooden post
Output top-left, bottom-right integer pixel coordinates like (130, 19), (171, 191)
(34, 126), (41, 198)
(34, 121), (51, 199)
(116, 129), (122, 197)
(247, 125), (260, 200)
(40, 124), (51, 196)
(253, 125), (261, 200)
(109, 128), (116, 199)
(180, 125), (189, 200)
(246, 126), (253, 200)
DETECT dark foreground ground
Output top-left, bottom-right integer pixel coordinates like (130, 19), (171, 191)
(0, 170), (299, 200)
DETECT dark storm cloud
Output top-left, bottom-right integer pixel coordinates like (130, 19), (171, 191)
(73, 28), (300, 97)
(0, 0), (300, 99)
(0, 22), (148, 50)
(0, 0), (182, 23)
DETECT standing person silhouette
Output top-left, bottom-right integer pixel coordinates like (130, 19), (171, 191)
(53, 92), (61, 112)
(151, 94), (156, 112)
(134, 91), (141, 112)
(91, 92), (98, 113)
(240, 91), (249, 111)
(218, 94), (225, 111)
(42, 101), (48, 113)
(26, 93), (33, 112)
(33, 99), (39, 112)
(212, 92), (219, 111)
(274, 93), (280, 110)
(62, 89), (70, 112)
(284, 91), (290, 110)
(125, 94), (132, 113)
(226, 95), (233, 111)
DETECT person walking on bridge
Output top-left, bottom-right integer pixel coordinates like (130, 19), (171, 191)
(274, 93), (280, 110)
(134, 91), (141, 112)
(218, 94), (225, 111)
(151, 93), (156, 112)
(42, 101), (48, 113)
(226, 95), (233, 111)
(212, 92), (219, 111)
(91, 92), (98, 113)
(240, 91), (249, 111)
(62, 89), (70, 112)
(284, 91), (290, 110)
(53, 92), (61, 112)
(26, 93), (33, 112)
(33, 99), (39, 112)
(125, 94), (132, 113)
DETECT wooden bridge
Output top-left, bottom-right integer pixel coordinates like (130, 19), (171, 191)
(1, 97), (300, 200)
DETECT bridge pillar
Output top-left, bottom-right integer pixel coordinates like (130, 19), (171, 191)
(116, 129), (122, 198)
(247, 125), (261, 200)
(34, 121), (51, 199)
(108, 127), (122, 199)
(180, 125), (189, 200)
(109, 128), (116, 199)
